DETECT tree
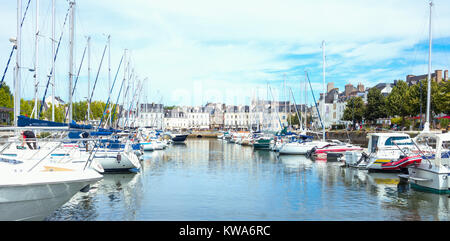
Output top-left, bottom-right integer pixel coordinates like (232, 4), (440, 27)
(0, 84), (14, 122)
(435, 80), (450, 115)
(43, 104), (66, 123)
(288, 113), (300, 126)
(364, 87), (386, 123)
(385, 80), (410, 122)
(343, 96), (365, 127)
(407, 79), (441, 117)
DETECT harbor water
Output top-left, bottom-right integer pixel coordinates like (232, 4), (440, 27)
(47, 139), (450, 221)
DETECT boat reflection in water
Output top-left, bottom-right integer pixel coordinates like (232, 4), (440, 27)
(47, 139), (450, 221)
(278, 155), (313, 173)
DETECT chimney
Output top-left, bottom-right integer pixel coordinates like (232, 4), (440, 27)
(327, 82), (334, 93)
(435, 70), (442, 83)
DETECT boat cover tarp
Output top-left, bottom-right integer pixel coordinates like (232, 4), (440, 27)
(18, 115), (92, 129)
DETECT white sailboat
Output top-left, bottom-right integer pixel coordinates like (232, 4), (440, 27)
(0, 0), (103, 221)
(278, 42), (332, 155)
(397, 1), (450, 194)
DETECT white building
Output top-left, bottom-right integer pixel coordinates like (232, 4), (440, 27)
(44, 95), (65, 107)
(186, 106), (210, 130)
(163, 107), (188, 130)
(136, 103), (164, 129)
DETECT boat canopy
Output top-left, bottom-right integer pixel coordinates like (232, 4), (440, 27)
(18, 115), (92, 129)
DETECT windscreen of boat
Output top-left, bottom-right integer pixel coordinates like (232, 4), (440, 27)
(370, 136), (379, 152)
(385, 136), (412, 146)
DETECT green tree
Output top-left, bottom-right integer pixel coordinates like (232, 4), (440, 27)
(43, 104), (66, 123)
(73, 100), (89, 122)
(407, 79), (441, 117)
(20, 99), (33, 117)
(0, 84), (14, 122)
(288, 113), (300, 126)
(364, 87), (386, 123)
(385, 80), (410, 122)
(435, 80), (450, 115)
(343, 96), (365, 127)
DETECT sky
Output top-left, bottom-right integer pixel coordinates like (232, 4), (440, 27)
(0, 0), (449, 108)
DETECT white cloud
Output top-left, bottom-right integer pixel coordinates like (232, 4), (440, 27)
(1, 0), (449, 106)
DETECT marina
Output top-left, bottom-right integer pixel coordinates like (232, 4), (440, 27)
(0, 0), (449, 223)
(46, 138), (450, 221)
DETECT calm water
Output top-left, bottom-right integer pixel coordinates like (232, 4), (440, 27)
(47, 139), (450, 221)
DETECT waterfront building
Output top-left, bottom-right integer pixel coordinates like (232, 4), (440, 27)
(163, 107), (188, 131)
(224, 105), (251, 130)
(137, 103), (164, 129)
(206, 103), (225, 130)
(186, 106), (210, 130)
(406, 69), (448, 86)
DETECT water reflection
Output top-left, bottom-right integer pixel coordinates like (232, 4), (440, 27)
(278, 155), (313, 173)
(47, 139), (450, 221)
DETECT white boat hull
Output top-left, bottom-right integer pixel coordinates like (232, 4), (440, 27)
(406, 164), (450, 194)
(94, 151), (141, 172)
(279, 141), (329, 155)
(0, 169), (102, 221)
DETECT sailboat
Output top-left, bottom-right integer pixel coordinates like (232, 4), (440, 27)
(0, 0), (103, 221)
(399, 1), (450, 194)
(278, 43), (333, 155)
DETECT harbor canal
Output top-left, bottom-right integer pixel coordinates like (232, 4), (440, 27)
(47, 139), (450, 221)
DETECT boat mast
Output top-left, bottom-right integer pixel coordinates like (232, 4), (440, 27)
(299, 74), (303, 131)
(304, 70), (308, 131)
(87, 36), (91, 122)
(424, 0), (433, 132)
(321, 40), (326, 141)
(108, 35), (111, 127)
(284, 73), (287, 129)
(33, 0), (39, 119)
(14, 0), (22, 127)
(51, 0), (55, 121)
(68, 0), (75, 124)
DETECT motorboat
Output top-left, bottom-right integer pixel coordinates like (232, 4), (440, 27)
(399, 132), (450, 194)
(0, 151), (103, 221)
(309, 140), (363, 159)
(345, 133), (419, 172)
(278, 134), (329, 155)
(85, 139), (141, 173)
(251, 133), (272, 150)
(171, 134), (189, 143)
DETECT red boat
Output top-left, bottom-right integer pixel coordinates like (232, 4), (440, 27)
(381, 155), (422, 171)
(313, 142), (363, 155)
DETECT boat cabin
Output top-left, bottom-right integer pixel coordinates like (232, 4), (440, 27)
(367, 133), (413, 153)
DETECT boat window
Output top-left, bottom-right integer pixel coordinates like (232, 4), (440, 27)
(370, 136), (378, 152)
(385, 136), (412, 146)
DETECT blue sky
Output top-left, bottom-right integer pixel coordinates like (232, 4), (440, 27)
(1, 0), (449, 107)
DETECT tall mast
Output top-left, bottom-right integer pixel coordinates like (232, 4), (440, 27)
(322, 40), (326, 141)
(33, 0), (39, 119)
(304, 71), (308, 131)
(284, 73), (286, 128)
(87, 36), (91, 121)
(299, 74), (303, 131)
(14, 0), (22, 127)
(108, 35), (111, 126)
(51, 0), (55, 121)
(424, 1), (433, 132)
(68, 0), (75, 124)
